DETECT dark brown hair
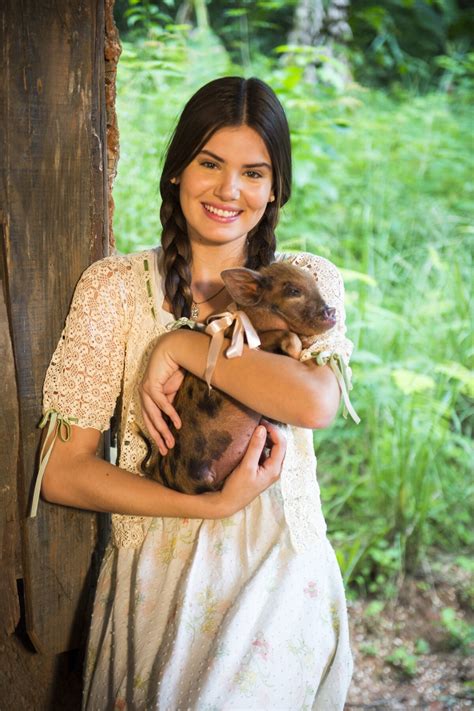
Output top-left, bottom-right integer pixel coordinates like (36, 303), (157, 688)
(160, 76), (292, 318)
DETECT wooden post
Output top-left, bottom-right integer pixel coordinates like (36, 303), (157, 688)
(0, 216), (21, 636)
(0, 0), (109, 654)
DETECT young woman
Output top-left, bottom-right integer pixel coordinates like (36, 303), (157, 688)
(37, 77), (354, 709)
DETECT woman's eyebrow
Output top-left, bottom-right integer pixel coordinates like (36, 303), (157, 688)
(199, 149), (272, 171)
(243, 161), (272, 170)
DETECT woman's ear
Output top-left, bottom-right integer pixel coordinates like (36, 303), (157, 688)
(170, 177), (180, 185)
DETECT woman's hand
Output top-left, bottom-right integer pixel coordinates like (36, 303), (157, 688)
(140, 333), (184, 455)
(216, 420), (287, 517)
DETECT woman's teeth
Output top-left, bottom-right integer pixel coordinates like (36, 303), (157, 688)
(204, 204), (240, 218)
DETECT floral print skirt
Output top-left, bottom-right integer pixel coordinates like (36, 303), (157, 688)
(83, 485), (352, 710)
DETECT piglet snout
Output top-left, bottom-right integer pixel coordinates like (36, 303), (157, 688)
(321, 305), (336, 323)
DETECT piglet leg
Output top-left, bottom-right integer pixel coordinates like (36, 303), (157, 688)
(259, 330), (303, 359)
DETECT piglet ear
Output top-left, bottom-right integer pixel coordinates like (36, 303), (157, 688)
(221, 268), (266, 306)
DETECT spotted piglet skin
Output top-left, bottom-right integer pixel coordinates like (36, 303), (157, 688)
(140, 261), (336, 494)
(145, 372), (261, 494)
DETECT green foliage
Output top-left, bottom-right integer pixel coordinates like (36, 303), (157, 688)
(360, 641), (378, 656)
(348, 0), (474, 89)
(436, 50), (474, 96)
(364, 600), (385, 617)
(112, 27), (473, 594)
(116, 0), (297, 65)
(308, 91), (473, 593)
(114, 0), (474, 89)
(208, 0), (297, 67)
(414, 638), (430, 654)
(386, 645), (418, 677)
(440, 607), (474, 653)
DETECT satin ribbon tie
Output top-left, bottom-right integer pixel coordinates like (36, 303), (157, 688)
(314, 351), (361, 424)
(204, 305), (261, 389)
(29, 409), (78, 518)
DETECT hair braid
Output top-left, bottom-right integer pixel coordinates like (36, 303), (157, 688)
(160, 194), (193, 319)
(158, 77), (292, 312)
(245, 202), (279, 271)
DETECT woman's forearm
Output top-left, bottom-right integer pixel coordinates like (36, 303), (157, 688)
(42, 448), (227, 519)
(164, 330), (340, 428)
(40, 420), (285, 519)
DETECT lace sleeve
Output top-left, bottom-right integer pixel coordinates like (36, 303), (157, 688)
(43, 256), (136, 431)
(283, 252), (353, 363)
(281, 252), (359, 423)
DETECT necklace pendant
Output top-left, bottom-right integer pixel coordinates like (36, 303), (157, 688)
(191, 302), (199, 320)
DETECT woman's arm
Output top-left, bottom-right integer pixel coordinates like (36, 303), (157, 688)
(140, 329), (340, 453)
(40, 419), (286, 518)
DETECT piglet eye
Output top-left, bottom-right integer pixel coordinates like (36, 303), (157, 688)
(283, 284), (302, 298)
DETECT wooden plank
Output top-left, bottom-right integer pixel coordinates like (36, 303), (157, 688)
(105, 0), (122, 250)
(0, 217), (21, 635)
(0, 0), (108, 653)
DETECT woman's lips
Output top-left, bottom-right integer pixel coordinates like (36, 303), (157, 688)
(202, 202), (242, 223)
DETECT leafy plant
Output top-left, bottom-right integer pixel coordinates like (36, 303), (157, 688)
(440, 607), (474, 653)
(386, 645), (418, 677)
(414, 638), (430, 654)
(111, 22), (473, 595)
(348, 0), (473, 89)
(436, 50), (474, 97)
(360, 641), (378, 656)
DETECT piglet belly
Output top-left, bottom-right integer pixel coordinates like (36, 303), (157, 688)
(157, 373), (261, 493)
(209, 404), (261, 484)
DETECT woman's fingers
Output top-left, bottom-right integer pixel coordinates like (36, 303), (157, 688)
(142, 409), (168, 456)
(260, 419), (283, 448)
(163, 368), (186, 402)
(141, 385), (181, 431)
(259, 421), (287, 475)
(239, 422), (286, 483)
(140, 390), (176, 452)
(219, 422), (287, 516)
(239, 425), (267, 470)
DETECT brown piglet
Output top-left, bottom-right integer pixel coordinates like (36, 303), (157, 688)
(140, 261), (336, 494)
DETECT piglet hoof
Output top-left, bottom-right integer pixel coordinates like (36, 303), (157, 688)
(280, 332), (302, 359)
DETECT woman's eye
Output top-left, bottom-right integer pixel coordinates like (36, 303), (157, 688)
(201, 161), (218, 169)
(245, 170), (263, 179)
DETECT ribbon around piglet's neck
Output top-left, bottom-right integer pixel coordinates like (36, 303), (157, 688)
(203, 304), (261, 388)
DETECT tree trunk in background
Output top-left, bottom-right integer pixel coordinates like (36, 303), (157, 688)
(0, 0), (120, 706)
(177, 0), (211, 30)
(288, 0), (352, 83)
(323, 0), (352, 43)
(290, 0), (351, 45)
(289, 0), (325, 48)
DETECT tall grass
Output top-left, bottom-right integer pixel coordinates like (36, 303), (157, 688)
(113, 36), (473, 594)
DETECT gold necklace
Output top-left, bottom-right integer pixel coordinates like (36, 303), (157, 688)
(191, 284), (226, 320)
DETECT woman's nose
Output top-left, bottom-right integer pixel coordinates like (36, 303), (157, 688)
(215, 172), (240, 202)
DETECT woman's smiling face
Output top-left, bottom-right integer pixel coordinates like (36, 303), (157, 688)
(177, 125), (275, 250)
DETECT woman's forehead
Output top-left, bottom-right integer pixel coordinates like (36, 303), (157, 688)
(200, 126), (272, 165)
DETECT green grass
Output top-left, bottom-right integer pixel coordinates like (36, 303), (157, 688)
(113, 36), (473, 594)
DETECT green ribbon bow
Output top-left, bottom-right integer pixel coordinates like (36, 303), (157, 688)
(29, 409), (78, 518)
(312, 351), (360, 424)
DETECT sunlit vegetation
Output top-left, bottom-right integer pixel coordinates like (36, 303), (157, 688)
(112, 1), (473, 594)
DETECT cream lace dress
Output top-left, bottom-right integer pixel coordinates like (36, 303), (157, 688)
(41, 248), (354, 711)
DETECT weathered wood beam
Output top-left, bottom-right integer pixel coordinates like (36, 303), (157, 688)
(0, 216), (21, 636)
(0, 0), (108, 654)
